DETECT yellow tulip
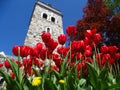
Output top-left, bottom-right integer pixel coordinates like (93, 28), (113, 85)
(59, 79), (65, 84)
(32, 77), (41, 86)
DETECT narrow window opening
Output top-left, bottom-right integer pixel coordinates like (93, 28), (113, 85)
(45, 27), (52, 34)
(51, 17), (55, 22)
(43, 13), (47, 19)
(47, 28), (50, 32)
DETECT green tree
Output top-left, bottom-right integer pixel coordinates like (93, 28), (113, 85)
(104, 0), (120, 15)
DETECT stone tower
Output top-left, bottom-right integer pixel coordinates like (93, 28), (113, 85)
(24, 0), (63, 47)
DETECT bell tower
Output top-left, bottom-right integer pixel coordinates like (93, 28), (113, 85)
(24, 0), (63, 47)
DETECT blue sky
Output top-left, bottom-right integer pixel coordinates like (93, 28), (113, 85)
(0, 0), (87, 55)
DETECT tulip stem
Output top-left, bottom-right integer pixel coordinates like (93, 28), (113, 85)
(18, 47), (21, 83)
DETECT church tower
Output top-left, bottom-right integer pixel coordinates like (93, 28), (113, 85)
(24, 1), (63, 47)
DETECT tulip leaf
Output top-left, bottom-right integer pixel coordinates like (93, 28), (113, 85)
(116, 73), (120, 84)
(79, 78), (86, 87)
(107, 83), (120, 89)
(87, 63), (98, 89)
(98, 66), (107, 80)
(66, 66), (78, 90)
(60, 50), (70, 78)
(0, 69), (12, 85)
(7, 58), (22, 84)
(52, 69), (60, 80)
(44, 78), (57, 90)
(32, 67), (40, 76)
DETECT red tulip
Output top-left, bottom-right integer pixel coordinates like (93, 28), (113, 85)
(45, 38), (58, 51)
(41, 32), (51, 43)
(115, 53), (120, 60)
(96, 53), (102, 60)
(109, 59), (115, 65)
(108, 46), (118, 54)
(101, 58), (106, 66)
(81, 61), (87, 69)
(30, 47), (38, 57)
(4, 60), (11, 69)
(100, 45), (108, 54)
(40, 48), (47, 60)
(85, 30), (92, 38)
(27, 67), (32, 75)
(57, 46), (69, 56)
(50, 65), (59, 72)
(77, 40), (85, 50)
(75, 52), (83, 60)
(84, 45), (92, 51)
(91, 28), (97, 34)
(53, 58), (61, 68)
(71, 41), (82, 51)
(37, 60), (43, 67)
(27, 59), (32, 67)
(84, 37), (90, 45)
(51, 41), (58, 51)
(77, 73), (81, 79)
(10, 72), (15, 79)
(104, 53), (111, 60)
(86, 57), (92, 63)
(66, 26), (76, 36)
(34, 59), (43, 67)
(23, 58), (27, 66)
(0, 64), (3, 68)
(15, 60), (22, 67)
(58, 34), (67, 45)
(77, 63), (82, 72)
(20, 46), (30, 57)
(84, 50), (92, 57)
(12, 45), (19, 56)
(93, 33), (102, 43)
(36, 43), (43, 52)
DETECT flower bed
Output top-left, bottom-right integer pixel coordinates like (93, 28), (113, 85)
(0, 27), (120, 90)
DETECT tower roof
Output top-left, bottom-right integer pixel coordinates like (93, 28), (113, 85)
(37, 0), (62, 16)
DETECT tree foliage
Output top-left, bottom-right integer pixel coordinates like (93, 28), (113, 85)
(104, 0), (120, 15)
(72, 0), (120, 49)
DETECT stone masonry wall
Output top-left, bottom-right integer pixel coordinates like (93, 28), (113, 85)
(24, 3), (63, 47)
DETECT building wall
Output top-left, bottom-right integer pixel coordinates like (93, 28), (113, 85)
(24, 2), (63, 47)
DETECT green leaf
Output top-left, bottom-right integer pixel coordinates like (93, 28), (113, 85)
(44, 78), (57, 90)
(66, 67), (78, 90)
(0, 69), (12, 85)
(52, 69), (60, 80)
(7, 58), (22, 83)
(23, 85), (29, 90)
(32, 67), (40, 76)
(98, 65), (107, 80)
(60, 51), (70, 78)
(116, 73), (120, 84)
(87, 63), (98, 89)
(13, 80), (23, 90)
(79, 78), (86, 87)
(98, 80), (108, 90)
(107, 83), (120, 90)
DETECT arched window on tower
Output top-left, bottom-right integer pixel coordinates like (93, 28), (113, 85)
(47, 27), (50, 32)
(46, 27), (52, 34)
(42, 13), (47, 19)
(51, 17), (55, 23)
